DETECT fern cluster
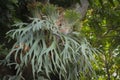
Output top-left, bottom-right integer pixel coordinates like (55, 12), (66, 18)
(3, 3), (96, 80)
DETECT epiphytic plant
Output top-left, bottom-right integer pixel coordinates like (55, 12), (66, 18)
(4, 3), (96, 80)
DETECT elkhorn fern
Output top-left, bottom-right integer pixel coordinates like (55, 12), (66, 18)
(4, 3), (96, 80)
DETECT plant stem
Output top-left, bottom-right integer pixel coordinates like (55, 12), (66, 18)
(105, 60), (111, 80)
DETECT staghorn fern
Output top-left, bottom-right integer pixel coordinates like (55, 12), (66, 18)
(4, 3), (96, 80)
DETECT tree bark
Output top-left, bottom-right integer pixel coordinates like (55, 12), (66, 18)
(75, 0), (89, 20)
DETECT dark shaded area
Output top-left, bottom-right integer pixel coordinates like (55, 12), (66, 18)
(0, 55), (16, 79)
(0, 0), (14, 48)
(50, 0), (75, 7)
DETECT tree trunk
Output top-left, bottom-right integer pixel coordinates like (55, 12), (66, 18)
(75, 0), (89, 20)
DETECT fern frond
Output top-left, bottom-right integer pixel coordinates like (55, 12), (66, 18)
(5, 4), (97, 80)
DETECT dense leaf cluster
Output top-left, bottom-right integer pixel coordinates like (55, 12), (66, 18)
(3, 3), (97, 80)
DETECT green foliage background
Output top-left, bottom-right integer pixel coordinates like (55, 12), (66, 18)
(81, 0), (120, 80)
